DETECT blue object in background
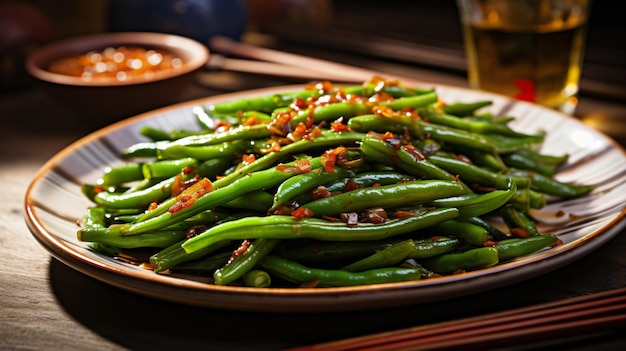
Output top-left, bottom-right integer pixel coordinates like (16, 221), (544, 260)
(107, 0), (248, 45)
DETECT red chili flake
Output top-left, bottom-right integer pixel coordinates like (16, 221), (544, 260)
(372, 105), (395, 118)
(244, 115), (262, 126)
(483, 240), (498, 247)
(511, 228), (531, 238)
(148, 201), (158, 211)
(260, 140), (282, 154)
(290, 97), (308, 110)
(213, 120), (231, 132)
(182, 165), (196, 175)
(391, 210), (412, 218)
(312, 186), (331, 200)
(242, 153), (256, 165)
(340, 212), (360, 226)
(343, 178), (358, 192)
(402, 144), (426, 161)
(228, 240), (251, 264)
(362, 208), (388, 223)
(268, 110), (294, 136)
(171, 173), (185, 197)
(185, 224), (208, 239)
(322, 215), (339, 222)
(305, 80), (334, 94)
(300, 280), (321, 288)
(330, 117), (350, 132)
(93, 185), (105, 194)
(550, 238), (564, 247)
(322, 151), (337, 173)
(291, 207), (314, 219)
(168, 177), (213, 214)
(295, 159), (312, 173)
(306, 106), (316, 128)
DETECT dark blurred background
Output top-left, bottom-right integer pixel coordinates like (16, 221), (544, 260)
(1, 0), (623, 100)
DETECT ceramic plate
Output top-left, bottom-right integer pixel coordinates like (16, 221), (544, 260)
(24, 84), (626, 312)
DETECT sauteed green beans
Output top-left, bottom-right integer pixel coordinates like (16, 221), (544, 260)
(77, 77), (593, 288)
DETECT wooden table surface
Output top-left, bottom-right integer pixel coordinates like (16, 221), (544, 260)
(2, 4), (626, 348)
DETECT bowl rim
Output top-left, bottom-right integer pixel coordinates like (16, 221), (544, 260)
(25, 31), (210, 87)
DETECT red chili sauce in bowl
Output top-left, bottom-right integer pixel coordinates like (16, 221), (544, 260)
(47, 46), (183, 82)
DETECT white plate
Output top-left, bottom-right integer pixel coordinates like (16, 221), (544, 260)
(24, 84), (626, 312)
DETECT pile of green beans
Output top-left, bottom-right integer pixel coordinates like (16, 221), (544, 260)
(77, 78), (593, 288)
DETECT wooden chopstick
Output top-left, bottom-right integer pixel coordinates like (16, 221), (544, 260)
(286, 287), (626, 351)
(205, 54), (364, 82)
(208, 36), (415, 84)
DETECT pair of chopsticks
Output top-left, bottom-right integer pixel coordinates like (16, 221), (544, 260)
(286, 287), (626, 351)
(205, 35), (414, 84)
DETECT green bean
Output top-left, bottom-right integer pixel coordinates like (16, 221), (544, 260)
(163, 124), (270, 148)
(421, 247), (499, 274)
(156, 140), (249, 160)
(427, 155), (515, 190)
(501, 152), (559, 177)
(425, 178), (517, 219)
(324, 171), (417, 193)
(510, 169), (594, 198)
(182, 207), (460, 254)
(259, 255), (422, 287)
(223, 190), (274, 212)
(289, 102), (369, 127)
(150, 239), (234, 273)
(496, 234), (558, 261)
(243, 270), (272, 288)
(378, 92), (438, 110)
(440, 100), (492, 116)
(214, 238), (282, 285)
(500, 205), (542, 237)
(359, 135), (464, 184)
(419, 109), (540, 138)
(271, 166), (358, 212)
(78, 229), (186, 249)
(274, 239), (393, 263)
(464, 216), (510, 241)
(99, 162), (144, 186)
(342, 237), (460, 272)
(423, 220), (489, 246)
(211, 89), (325, 114)
(93, 171), (193, 210)
(300, 180), (466, 217)
(141, 158), (198, 179)
(122, 140), (169, 158)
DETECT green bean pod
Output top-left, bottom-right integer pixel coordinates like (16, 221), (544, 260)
(423, 220), (489, 246)
(182, 207), (460, 254)
(425, 178), (517, 219)
(78, 229), (186, 249)
(496, 234), (558, 261)
(359, 135), (463, 184)
(420, 246), (499, 274)
(271, 166), (358, 212)
(214, 238), (282, 285)
(342, 237), (460, 272)
(300, 179), (466, 217)
(500, 205), (543, 237)
(259, 255), (422, 287)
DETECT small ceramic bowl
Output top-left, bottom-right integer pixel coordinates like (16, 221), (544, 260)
(25, 32), (209, 124)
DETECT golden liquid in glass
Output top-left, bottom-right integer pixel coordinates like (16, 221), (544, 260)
(463, 17), (587, 110)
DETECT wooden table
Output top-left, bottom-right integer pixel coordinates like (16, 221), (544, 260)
(2, 17), (626, 351)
